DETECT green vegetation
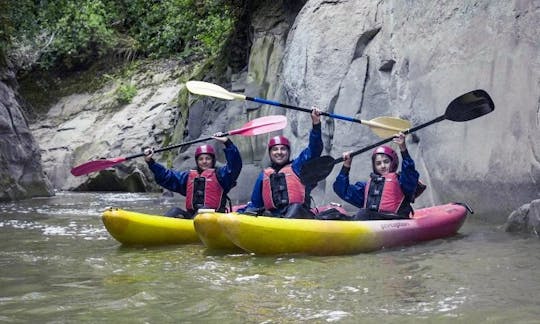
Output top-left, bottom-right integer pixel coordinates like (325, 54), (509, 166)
(17, 59), (131, 116)
(115, 82), (137, 104)
(3, 0), (243, 113)
(2, 0), (239, 71)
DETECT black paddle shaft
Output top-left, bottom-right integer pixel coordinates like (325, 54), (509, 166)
(124, 134), (227, 160)
(343, 90), (494, 161)
(299, 115), (446, 184)
(299, 89), (494, 184)
(343, 115), (445, 162)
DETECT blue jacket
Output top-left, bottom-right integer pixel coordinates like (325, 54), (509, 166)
(147, 140), (242, 196)
(333, 150), (419, 208)
(243, 124), (323, 216)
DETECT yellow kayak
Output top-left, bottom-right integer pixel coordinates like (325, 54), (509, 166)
(193, 204), (350, 251)
(102, 208), (200, 246)
(215, 203), (468, 255)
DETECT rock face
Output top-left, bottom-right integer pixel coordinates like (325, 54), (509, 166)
(252, 0), (540, 220)
(504, 199), (540, 236)
(0, 60), (53, 201)
(29, 60), (188, 193)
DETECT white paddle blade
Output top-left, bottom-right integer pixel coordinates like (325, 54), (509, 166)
(186, 81), (245, 101)
(367, 116), (411, 138)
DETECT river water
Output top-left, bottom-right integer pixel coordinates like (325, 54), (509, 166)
(0, 192), (539, 323)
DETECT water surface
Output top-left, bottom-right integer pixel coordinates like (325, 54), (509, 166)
(1, 192), (539, 323)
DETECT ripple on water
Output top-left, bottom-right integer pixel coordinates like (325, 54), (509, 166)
(0, 192), (173, 241)
(0, 218), (109, 240)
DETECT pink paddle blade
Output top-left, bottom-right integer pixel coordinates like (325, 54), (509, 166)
(70, 157), (127, 176)
(229, 115), (287, 136)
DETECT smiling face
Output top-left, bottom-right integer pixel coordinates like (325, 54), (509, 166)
(373, 154), (392, 175)
(269, 144), (290, 166)
(196, 154), (214, 171)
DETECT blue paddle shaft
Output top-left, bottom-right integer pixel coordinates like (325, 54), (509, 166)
(249, 97), (360, 123)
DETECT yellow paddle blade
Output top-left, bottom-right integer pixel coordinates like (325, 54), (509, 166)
(186, 81), (246, 101)
(365, 116), (411, 138)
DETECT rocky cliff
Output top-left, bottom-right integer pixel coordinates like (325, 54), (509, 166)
(8, 0), (540, 222)
(250, 0), (540, 220)
(0, 59), (53, 201)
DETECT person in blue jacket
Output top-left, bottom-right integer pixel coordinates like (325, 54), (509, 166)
(333, 132), (425, 220)
(143, 135), (242, 218)
(241, 108), (323, 219)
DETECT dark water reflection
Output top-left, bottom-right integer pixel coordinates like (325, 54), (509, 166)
(1, 192), (539, 323)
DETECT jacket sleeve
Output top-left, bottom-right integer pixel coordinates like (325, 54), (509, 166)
(239, 172), (264, 209)
(291, 123), (323, 175)
(398, 150), (420, 197)
(216, 140), (243, 192)
(244, 172), (265, 209)
(333, 166), (366, 208)
(147, 160), (188, 196)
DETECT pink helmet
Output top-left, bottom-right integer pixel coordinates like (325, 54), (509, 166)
(268, 135), (290, 149)
(195, 144), (215, 158)
(372, 145), (398, 173)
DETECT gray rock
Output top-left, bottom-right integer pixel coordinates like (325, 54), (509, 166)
(504, 199), (540, 237)
(0, 62), (53, 201)
(29, 62), (185, 192)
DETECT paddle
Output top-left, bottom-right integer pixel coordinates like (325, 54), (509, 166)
(299, 89), (495, 184)
(185, 80), (411, 138)
(70, 115), (288, 176)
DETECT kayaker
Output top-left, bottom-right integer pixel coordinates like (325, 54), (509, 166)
(143, 134), (242, 218)
(333, 132), (425, 220)
(240, 108), (323, 218)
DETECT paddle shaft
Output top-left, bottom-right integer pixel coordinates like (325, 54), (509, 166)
(336, 115), (446, 163)
(185, 81), (409, 134)
(124, 134), (226, 161)
(123, 114), (288, 160)
(248, 96), (371, 125)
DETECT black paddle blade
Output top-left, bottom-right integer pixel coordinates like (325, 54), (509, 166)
(445, 89), (494, 122)
(299, 155), (338, 184)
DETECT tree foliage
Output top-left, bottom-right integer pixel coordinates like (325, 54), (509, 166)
(2, 0), (239, 70)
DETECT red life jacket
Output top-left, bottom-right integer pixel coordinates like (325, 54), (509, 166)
(262, 164), (306, 210)
(364, 172), (407, 214)
(185, 169), (226, 212)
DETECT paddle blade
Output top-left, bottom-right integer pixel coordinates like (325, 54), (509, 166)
(299, 155), (337, 184)
(368, 116), (412, 138)
(186, 81), (245, 101)
(229, 115), (287, 136)
(70, 157), (127, 176)
(445, 89), (494, 122)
